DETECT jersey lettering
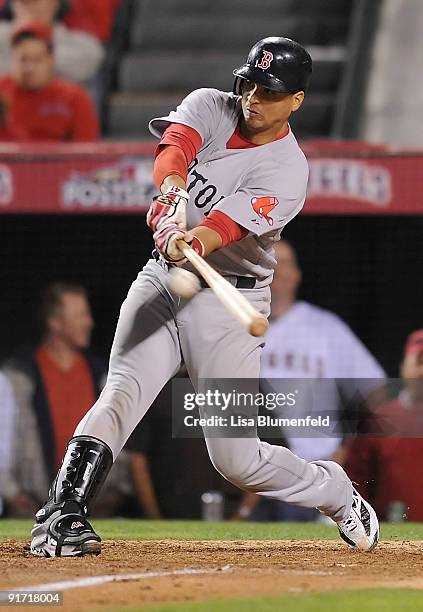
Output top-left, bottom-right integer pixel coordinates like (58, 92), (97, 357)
(187, 159), (208, 191)
(262, 350), (327, 377)
(195, 185), (217, 208)
(188, 158), (225, 215)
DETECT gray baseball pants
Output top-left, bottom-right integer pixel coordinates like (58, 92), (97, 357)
(75, 259), (352, 522)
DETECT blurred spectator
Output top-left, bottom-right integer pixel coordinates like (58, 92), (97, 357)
(261, 240), (385, 461)
(234, 239), (385, 522)
(0, 22), (99, 141)
(128, 448), (162, 519)
(2, 282), (128, 516)
(0, 0), (104, 84)
(345, 330), (423, 521)
(0, 372), (17, 515)
(64, 0), (122, 43)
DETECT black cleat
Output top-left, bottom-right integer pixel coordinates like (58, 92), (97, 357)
(31, 512), (101, 558)
(30, 436), (113, 558)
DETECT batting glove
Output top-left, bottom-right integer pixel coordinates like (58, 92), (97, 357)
(146, 185), (189, 233)
(153, 223), (190, 264)
(154, 225), (205, 265)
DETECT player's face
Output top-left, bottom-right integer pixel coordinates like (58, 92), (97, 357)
(12, 38), (54, 90)
(241, 80), (304, 137)
(271, 241), (302, 301)
(49, 292), (94, 350)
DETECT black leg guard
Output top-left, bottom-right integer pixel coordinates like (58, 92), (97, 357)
(31, 436), (113, 558)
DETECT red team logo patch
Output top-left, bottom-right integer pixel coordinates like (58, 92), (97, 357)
(251, 196), (279, 226)
(256, 50), (274, 71)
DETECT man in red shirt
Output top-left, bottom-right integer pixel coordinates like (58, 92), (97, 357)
(64, 0), (122, 43)
(3, 283), (103, 515)
(345, 330), (423, 521)
(0, 1), (104, 84)
(0, 21), (99, 141)
(3, 282), (161, 519)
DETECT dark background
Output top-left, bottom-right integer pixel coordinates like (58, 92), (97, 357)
(0, 214), (422, 376)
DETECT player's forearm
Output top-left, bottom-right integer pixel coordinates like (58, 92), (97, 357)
(188, 225), (223, 257)
(160, 174), (187, 194)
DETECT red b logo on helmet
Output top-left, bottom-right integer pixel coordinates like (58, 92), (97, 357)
(256, 50), (273, 71)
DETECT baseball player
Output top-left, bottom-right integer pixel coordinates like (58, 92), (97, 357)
(30, 37), (379, 557)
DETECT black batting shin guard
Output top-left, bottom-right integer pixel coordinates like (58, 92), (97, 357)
(31, 436), (114, 557)
(36, 435), (114, 524)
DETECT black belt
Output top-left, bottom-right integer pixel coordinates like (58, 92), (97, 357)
(199, 276), (256, 289)
(152, 250), (257, 289)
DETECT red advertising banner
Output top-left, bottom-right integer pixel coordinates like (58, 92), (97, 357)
(0, 141), (422, 215)
(0, 142), (156, 214)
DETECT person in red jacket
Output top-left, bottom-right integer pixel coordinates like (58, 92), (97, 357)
(345, 330), (423, 521)
(0, 21), (99, 141)
(64, 0), (122, 43)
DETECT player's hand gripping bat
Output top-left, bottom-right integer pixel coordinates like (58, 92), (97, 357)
(176, 240), (269, 338)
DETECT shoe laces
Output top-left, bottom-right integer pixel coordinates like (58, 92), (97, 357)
(339, 514), (359, 533)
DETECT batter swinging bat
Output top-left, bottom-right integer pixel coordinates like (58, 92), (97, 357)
(177, 241), (269, 337)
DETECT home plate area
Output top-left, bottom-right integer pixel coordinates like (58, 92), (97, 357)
(1, 540), (423, 610)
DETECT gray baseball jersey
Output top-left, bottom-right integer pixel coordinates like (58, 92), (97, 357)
(149, 88), (309, 283)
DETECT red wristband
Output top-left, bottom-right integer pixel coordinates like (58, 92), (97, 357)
(200, 210), (248, 247)
(191, 235), (205, 256)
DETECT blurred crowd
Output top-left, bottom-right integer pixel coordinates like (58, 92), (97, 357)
(1, 240), (422, 522)
(0, 0), (122, 142)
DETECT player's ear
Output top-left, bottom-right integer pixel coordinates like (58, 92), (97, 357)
(292, 91), (305, 112)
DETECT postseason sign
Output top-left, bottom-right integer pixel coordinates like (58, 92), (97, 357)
(0, 142), (423, 214)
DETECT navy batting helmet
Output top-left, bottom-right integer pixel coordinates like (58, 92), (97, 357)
(233, 37), (312, 95)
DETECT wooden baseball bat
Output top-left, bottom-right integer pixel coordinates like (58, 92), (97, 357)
(177, 241), (269, 337)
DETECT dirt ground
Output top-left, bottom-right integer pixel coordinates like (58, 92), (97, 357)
(1, 540), (423, 610)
